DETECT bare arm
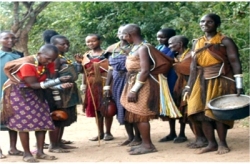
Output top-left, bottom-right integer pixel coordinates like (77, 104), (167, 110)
(104, 45), (115, 86)
(137, 46), (150, 82)
(222, 37), (242, 74)
(103, 68), (113, 97)
(105, 69), (113, 86)
(127, 46), (150, 102)
(23, 76), (42, 89)
(222, 37), (243, 96)
(186, 40), (197, 87)
(182, 40), (197, 100)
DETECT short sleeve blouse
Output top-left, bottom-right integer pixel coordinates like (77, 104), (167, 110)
(16, 62), (55, 82)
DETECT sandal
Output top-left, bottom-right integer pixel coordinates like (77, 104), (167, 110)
(89, 134), (104, 141)
(33, 143), (49, 149)
(8, 150), (24, 156)
(23, 156), (39, 163)
(129, 146), (157, 155)
(60, 144), (78, 149)
(173, 136), (188, 143)
(119, 140), (132, 146)
(0, 154), (6, 159)
(48, 148), (70, 153)
(43, 143), (49, 149)
(103, 134), (114, 141)
(128, 140), (142, 147)
(158, 135), (177, 142)
(35, 154), (57, 160)
(187, 142), (208, 149)
(60, 139), (73, 144)
(127, 145), (141, 152)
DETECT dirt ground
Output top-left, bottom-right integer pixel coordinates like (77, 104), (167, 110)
(0, 105), (249, 163)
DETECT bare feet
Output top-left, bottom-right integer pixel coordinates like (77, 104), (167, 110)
(119, 139), (132, 146)
(187, 137), (208, 149)
(217, 145), (230, 154)
(197, 143), (218, 154)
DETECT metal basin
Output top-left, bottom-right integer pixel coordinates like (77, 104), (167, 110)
(207, 94), (250, 120)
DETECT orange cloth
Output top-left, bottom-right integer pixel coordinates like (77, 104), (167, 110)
(195, 34), (223, 67)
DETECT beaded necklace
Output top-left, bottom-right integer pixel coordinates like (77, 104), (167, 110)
(112, 42), (130, 58)
(178, 48), (190, 61)
(33, 55), (46, 76)
(87, 50), (105, 59)
(129, 42), (144, 56)
(59, 54), (73, 64)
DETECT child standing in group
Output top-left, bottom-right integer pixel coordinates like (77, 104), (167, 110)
(75, 34), (114, 141)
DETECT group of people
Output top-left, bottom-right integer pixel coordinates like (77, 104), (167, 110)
(0, 30), (81, 162)
(0, 12), (243, 162)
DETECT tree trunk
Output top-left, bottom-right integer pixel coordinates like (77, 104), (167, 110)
(11, 2), (50, 56)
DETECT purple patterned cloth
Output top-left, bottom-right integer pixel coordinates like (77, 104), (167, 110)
(7, 84), (55, 132)
(109, 54), (127, 125)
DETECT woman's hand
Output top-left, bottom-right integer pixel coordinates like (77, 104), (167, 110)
(61, 82), (73, 89)
(74, 53), (83, 63)
(127, 91), (138, 103)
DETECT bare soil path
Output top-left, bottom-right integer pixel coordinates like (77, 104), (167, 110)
(0, 105), (249, 162)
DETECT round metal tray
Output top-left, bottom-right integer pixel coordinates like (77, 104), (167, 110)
(207, 94), (250, 120)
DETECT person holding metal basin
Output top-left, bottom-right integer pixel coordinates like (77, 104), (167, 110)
(183, 13), (243, 154)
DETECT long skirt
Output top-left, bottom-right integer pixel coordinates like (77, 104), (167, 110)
(7, 84), (55, 132)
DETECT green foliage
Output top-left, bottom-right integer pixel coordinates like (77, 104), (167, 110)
(1, 2), (249, 93)
(0, 2), (13, 30)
